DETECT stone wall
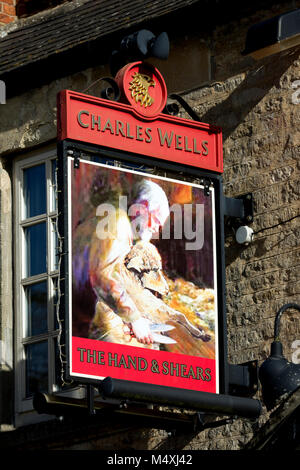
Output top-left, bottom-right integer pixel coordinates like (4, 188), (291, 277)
(176, 3), (300, 450)
(197, 5), (300, 369)
(0, 0), (299, 450)
(0, 162), (13, 431)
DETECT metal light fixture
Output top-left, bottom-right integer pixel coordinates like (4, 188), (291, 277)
(242, 9), (300, 60)
(259, 303), (300, 410)
(110, 29), (170, 76)
(120, 29), (170, 60)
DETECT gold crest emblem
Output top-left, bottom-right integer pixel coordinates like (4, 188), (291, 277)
(129, 72), (155, 108)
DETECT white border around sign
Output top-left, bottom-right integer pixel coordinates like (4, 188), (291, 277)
(67, 157), (220, 394)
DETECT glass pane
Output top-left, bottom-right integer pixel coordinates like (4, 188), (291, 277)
(51, 219), (59, 271)
(54, 337), (62, 392)
(24, 164), (46, 218)
(24, 223), (47, 277)
(51, 159), (57, 212)
(25, 281), (47, 337)
(25, 341), (48, 397)
(52, 277), (59, 331)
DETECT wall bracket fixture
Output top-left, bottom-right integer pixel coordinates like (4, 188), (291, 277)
(242, 9), (300, 60)
(33, 391), (242, 434)
(223, 193), (254, 226)
(81, 77), (121, 102)
(110, 30), (169, 76)
(228, 361), (259, 398)
(99, 377), (261, 419)
(167, 93), (202, 121)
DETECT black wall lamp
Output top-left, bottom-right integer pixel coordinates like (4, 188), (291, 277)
(242, 9), (300, 60)
(120, 29), (170, 61)
(259, 303), (300, 410)
(110, 29), (170, 76)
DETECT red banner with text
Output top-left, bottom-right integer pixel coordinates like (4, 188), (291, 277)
(72, 336), (216, 393)
(58, 89), (223, 173)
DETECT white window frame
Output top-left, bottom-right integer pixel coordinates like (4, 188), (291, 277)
(14, 146), (59, 423)
(13, 146), (89, 426)
(13, 146), (117, 427)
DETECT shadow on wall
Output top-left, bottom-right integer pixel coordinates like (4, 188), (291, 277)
(0, 368), (14, 426)
(196, 46), (300, 142)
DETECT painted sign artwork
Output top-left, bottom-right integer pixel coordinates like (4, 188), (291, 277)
(69, 158), (219, 393)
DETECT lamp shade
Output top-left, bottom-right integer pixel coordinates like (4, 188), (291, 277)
(259, 341), (300, 410)
(259, 303), (300, 410)
(120, 29), (170, 60)
(149, 32), (170, 60)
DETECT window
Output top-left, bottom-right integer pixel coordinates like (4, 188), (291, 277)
(14, 147), (61, 422)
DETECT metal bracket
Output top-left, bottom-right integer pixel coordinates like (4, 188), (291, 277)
(163, 102), (180, 116)
(193, 177), (211, 196)
(81, 77), (121, 102)
(73, 148), (81, 169)
(166, 93), (202, 121)
(194, 412), (234, 433)
(87, 384), (96, 416)
(228, 360), (259, 398)
(33, 392), (238, 434)
(100, 377), (261, 418)
(67, 149), (80, 168)
(203, 178), (211, 197)
(224, 193), (253, 226)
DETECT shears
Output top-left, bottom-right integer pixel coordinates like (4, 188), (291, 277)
(150, 323), (177, 344)
(124, 323), (177, 344)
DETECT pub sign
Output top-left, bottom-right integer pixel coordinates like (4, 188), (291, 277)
(57, 62), (226, 396)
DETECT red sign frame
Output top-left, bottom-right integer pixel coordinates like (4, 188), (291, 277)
(57, 89), (223, 173)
